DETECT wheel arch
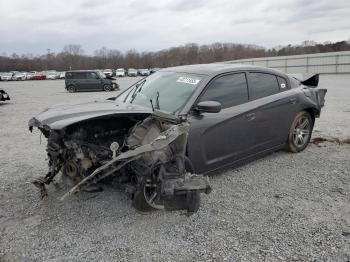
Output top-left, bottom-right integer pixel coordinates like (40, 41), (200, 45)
(302, 107), (318, 124)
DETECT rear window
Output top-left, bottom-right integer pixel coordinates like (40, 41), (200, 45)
(248, 73), (280, 100)
(65, 72), (73, 79)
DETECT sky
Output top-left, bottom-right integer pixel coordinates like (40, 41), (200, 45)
(0, 0), (349, 55)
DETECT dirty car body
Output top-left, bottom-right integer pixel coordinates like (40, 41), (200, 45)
(29, 64), (327, 212)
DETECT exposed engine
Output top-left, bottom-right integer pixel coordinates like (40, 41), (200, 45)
(30, 112), (211, 213)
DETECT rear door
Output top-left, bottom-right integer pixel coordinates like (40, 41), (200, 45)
(73, 72), (88, 90)
(246, 72), (298, 151)
(188, 72), (255, 173)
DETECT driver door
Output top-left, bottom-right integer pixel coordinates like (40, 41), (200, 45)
(86, 72), (102, 90)
(187, 72), (255, 174)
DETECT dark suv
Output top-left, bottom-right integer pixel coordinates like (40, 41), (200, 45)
(65, 70), (118, 92)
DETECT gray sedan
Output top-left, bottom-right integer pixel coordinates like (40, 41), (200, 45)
(116, 64), (327, 173)
(29, 64), (327, 212)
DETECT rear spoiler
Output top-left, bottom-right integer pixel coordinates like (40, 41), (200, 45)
(289, 74), (319, 88)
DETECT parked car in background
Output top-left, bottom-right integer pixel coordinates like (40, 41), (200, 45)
(46, 72), (59, 80)
(65, 70), (118, 92)
(115, 68), (126, 77)
(0, 73), (13, 81)
(59, 72), (66, 79)
(138, 69), (150, 76)
(103, 69), (113, 77)
(32, 72), (45, 80)
(12, 72), (27, 81)
(127, 68), (138, 77)
(150, 68), (160, 74)
(26, 72), (34, 80)
(0, 89), (10, 102)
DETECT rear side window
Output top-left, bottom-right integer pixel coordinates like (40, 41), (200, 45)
(86, 72), (99, 79)
(199, 73), (248, 109)
(277, 76), (288, 90)
(248, 73), (279, 100)
(74, 72), (87, 79)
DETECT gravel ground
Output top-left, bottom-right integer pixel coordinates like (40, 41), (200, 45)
(0, 75), (349, 261)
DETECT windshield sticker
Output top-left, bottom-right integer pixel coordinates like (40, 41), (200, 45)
(176, 76), (200, 85)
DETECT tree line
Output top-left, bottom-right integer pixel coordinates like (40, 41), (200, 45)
(1, 40), (350, 72)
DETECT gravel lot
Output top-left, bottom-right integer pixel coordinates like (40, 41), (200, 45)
(0, 75), (349, 261)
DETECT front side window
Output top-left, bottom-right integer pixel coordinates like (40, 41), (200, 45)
(248, 73), (280, 100)
(86, 72), (99, 79)
(117, 71), (204, 113)
(198, 73), (249, 109)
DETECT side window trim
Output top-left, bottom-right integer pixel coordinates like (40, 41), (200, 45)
(247, 71), (285, 101)
(277, 76), (289, 91)
(194, 71), (249, 110)
(194, 71), (249, 108)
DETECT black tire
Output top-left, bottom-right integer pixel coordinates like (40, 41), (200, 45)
(132, 176), (160, 212)
(67, 85), (76, 93)
(287, 111), (313, 153)
(103, 85), (112, 92)
(132, 189), (158, 212)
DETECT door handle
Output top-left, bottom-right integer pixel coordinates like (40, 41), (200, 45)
(246, 113), (255, 121)
(289, 98), (297, 104)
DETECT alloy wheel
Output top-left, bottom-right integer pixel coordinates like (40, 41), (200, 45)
(292, 116), (311, 148)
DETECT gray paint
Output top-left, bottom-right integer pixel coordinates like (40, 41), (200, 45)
(29, 64), (326, 174)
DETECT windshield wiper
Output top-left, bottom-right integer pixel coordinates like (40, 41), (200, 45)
(129, 79), (147, 103)
(155, 91), (160, 110)
(150, 99), (155, 112)
(123, 79), (147, 103)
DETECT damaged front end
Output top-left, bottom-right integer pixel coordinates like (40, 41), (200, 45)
(29, 109), (211, 213)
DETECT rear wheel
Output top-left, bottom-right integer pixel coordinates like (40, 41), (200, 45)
(287, 111), (313, 152)
(67, 85), (76, 93)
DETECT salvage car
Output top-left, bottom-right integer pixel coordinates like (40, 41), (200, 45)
(65, 70), (118, 92)
(26, 72), (34, 80)
(46, 72), (59, 80)
(0, 73), (13, 81)
(12, 72), (27, 81)
(138, 68), (150, 76)
(29, 64), (327, 212)
(59, 72), (66, 79)
(0, 89), (10, 101)
(103, 69), (114, 77)
(116, 68), (126, 77)
(127, 68), (138, 77)
(31, 72), (45, 80)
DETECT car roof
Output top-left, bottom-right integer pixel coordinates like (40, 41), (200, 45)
(66, 70), (99, 73)
(159, 63), (286, 77)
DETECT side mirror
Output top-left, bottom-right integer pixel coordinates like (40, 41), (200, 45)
(194, 101), (221, 113)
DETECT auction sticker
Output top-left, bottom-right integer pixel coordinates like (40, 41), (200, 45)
(176, 76), (201, 85)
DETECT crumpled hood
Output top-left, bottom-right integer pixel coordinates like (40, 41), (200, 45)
(29, 100), (152, 130)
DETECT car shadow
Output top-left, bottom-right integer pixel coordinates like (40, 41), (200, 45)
(0, 102), (12, 106)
